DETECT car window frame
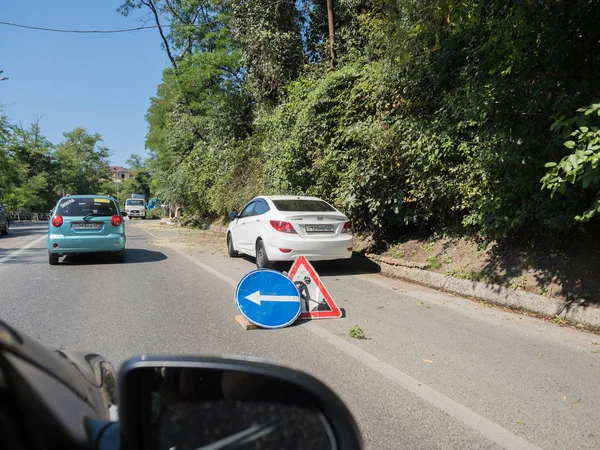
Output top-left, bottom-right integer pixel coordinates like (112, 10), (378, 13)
(125, 199), (145, 207)
(253, 199), (270, 216)
(238, 201), (257, 219)
(271, 199), (337, 213)
(55, 197), (119, 217)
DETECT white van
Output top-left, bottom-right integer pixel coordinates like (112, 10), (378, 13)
(124, 198), (147, 219)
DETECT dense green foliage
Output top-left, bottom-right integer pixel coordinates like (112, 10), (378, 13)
(130, 0), (600, 240)
(0, 117), (116, 211)
(114, 154), (153, 205)
(542, 102), (600, 222)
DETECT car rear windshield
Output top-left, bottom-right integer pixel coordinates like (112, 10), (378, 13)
(271, 199), (336, 212)
(55, 198), (118, 217)
(126, 199), (145, 206)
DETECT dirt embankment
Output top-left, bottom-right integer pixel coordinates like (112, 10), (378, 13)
(361, 233), (600, 308)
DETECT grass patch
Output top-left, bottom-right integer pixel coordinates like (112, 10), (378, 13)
(553, 315), (562, 325)
(349, 325), (367, 340)
(388, 244), (405, 258)
(447, 267), (483, 281)
(510, 274), (527, 291)
(427, 256), (442, 270)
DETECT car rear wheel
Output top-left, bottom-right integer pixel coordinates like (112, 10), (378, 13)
(256, 239), (273, 269)
(227, 233), (239, 257)
(0, 220), (8, 235)
(49, 252), (59, 265)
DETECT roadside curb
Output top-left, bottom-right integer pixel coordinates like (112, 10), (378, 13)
(352, 253), (600, 332)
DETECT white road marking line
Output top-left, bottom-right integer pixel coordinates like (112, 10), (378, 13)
(143, 225), (540, 449)
(178, 250), (239, 288)
(304, 321), (539, 450)
(136, 224), (238, 288)
(0, 235), (46, 266)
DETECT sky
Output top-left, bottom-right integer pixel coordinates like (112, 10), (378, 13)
(1, 0), (170, 166)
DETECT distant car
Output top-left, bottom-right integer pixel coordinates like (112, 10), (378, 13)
(47, 195), (127, 265)
(227, 196), (353, 268)
(124, 198), (146, 219)
(0, 202), (8, 236)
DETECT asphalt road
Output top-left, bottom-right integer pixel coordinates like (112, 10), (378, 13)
(1, 221), (599, 449)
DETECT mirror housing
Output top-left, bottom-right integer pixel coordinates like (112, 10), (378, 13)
(118, 356), (362, 450)
(229, 211), (238, 221)
(121, 211), (128, 217)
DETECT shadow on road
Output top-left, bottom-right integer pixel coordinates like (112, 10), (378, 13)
(312, 256), (381, 276)
(237, 254), (380, 276)
(60, 248), (167, 265)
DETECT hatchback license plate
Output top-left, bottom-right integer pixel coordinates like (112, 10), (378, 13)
(72, 223), (102, 230)
(306, 224), (334, 233)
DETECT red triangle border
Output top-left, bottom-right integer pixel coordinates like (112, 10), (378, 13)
(288, 256), (342, 319)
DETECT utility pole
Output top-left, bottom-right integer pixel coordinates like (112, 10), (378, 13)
(327, 0), (336, 69)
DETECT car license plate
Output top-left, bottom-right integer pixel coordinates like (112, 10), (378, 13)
(305, 224), (334, 233)
(72, 223), (102, 230)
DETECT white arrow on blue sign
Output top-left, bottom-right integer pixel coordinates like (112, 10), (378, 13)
(235, 269), (301, 329)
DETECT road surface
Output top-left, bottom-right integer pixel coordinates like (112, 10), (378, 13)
(1, 221), (599, 449)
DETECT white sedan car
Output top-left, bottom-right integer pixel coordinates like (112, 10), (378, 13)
(227, 196), (353, 268)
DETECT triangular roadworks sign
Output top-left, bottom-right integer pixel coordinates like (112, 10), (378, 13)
(288, 256), (342, 319)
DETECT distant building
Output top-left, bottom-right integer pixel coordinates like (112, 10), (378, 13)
(110, 166), (132, 182)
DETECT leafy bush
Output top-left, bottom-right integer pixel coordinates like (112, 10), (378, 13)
(542, 102), (600, 222)
(146, 208), (165, 219)
(142, 0), (600, 244)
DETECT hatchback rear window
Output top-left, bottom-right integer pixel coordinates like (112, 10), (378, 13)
(272, 199), (336, 212)
(56, 198), (118, 217)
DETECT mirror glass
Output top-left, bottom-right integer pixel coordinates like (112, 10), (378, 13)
(229, 211), (237, 220)
(138, 367), (337, 450)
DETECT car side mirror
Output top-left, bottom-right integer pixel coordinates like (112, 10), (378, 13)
(118, 356), (362, 450)
(121, 211), (128, 217)
(229, 211), (238, 220)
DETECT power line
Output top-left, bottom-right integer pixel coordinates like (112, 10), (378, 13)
(0, 20), (222, 34)
(0, 20), (171, 34)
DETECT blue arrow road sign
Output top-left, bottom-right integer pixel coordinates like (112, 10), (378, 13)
(236, 269), (301, 329)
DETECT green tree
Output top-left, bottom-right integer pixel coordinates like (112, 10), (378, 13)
(54, 128), (112, 197)
(0, 113), (15, 201)
(6, 120), (56, 209)
(230, 0), (305, 104)
(126, 153), (144, 170)
(116, 153), (153, 203)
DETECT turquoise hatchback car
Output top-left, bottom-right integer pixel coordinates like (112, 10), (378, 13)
(48, 195), (127, 265)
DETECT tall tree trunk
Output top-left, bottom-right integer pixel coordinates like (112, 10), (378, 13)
(326, 0), (336, 69)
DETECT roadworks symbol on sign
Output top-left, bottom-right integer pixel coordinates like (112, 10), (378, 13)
(288, 256), (342, 319)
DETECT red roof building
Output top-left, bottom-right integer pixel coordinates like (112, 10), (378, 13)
(110, 166), (132, 182)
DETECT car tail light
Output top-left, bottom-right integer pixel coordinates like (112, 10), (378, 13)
(111, 215), (122, 227)
(341, 221), (352, 233)
(279, 248), (292, 253)
(270, 220), (296, 234)
(51, 215), (63, 227)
